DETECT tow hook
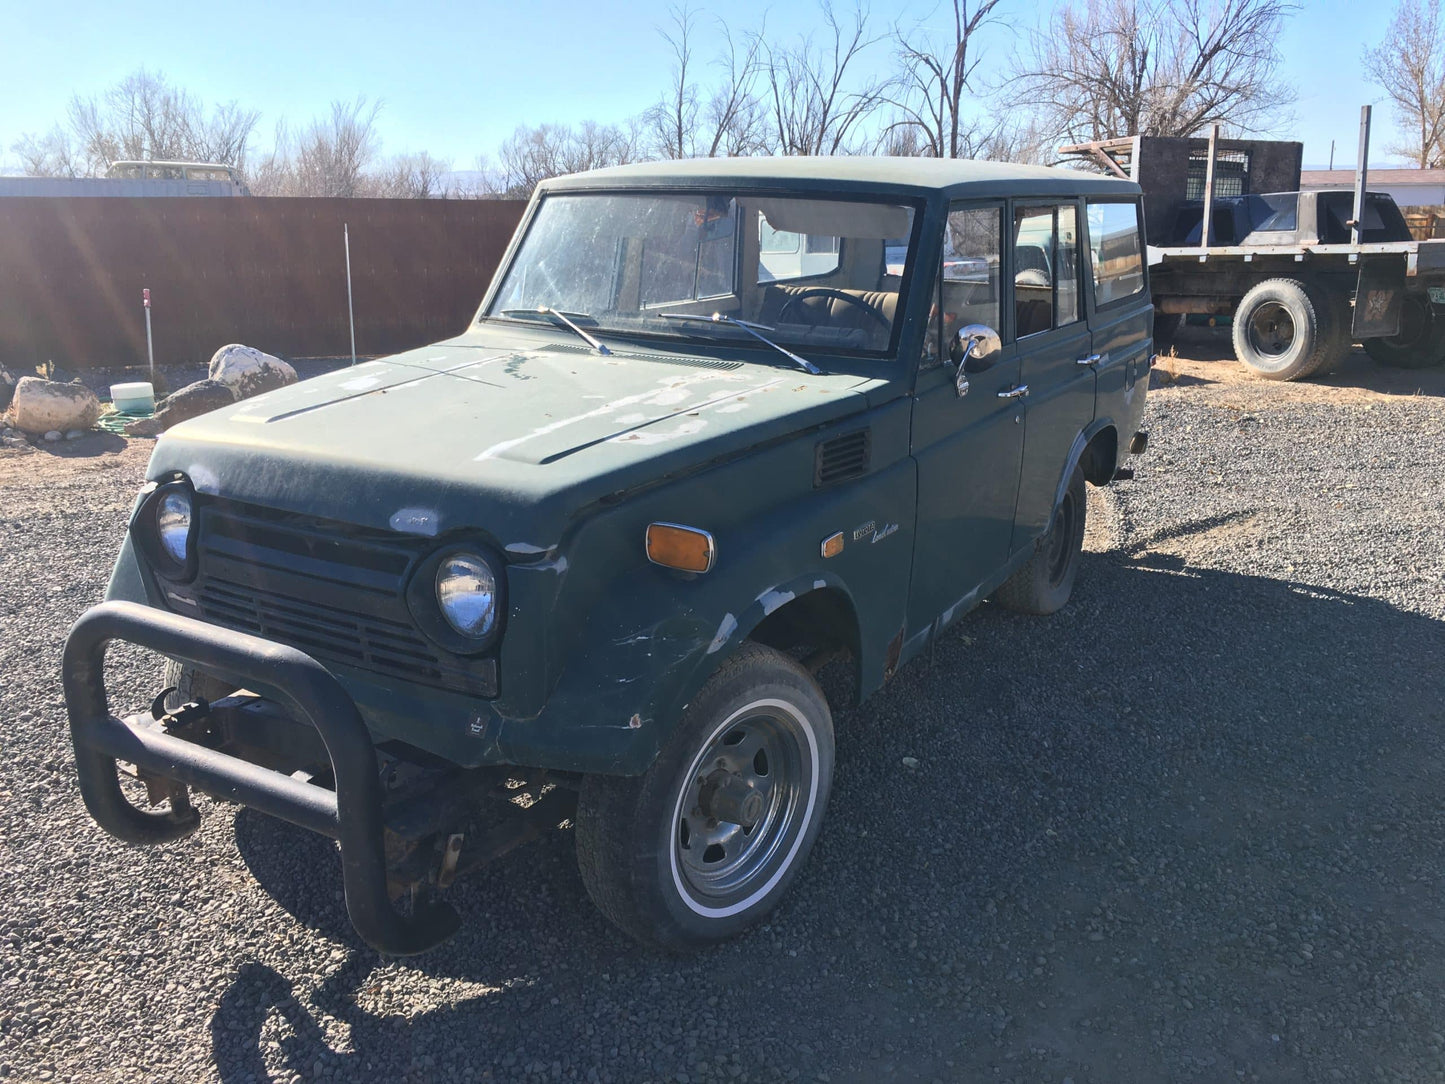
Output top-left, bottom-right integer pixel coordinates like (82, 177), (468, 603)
(149, 687), (212, 730)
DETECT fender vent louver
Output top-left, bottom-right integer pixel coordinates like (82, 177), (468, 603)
(814, 429), (871, 486)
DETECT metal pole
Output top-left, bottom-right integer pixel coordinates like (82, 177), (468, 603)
(1352, 105), (1372, 247)
(142, 288), (155, 384)
(1200, 123), (1220, 250)
(344, 224), (357, 366)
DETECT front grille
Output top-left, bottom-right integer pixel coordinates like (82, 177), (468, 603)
(171, 501), (497, 698)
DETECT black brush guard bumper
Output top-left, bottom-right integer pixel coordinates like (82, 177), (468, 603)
(61, 600), (461, 956)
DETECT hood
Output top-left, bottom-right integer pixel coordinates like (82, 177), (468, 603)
(148, 326), (886, 548)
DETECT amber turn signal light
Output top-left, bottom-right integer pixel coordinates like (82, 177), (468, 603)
(646, 522), (716, 573)
(820, 532), (844, 558)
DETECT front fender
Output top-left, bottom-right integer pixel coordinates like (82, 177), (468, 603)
(501, 449), (917, 776)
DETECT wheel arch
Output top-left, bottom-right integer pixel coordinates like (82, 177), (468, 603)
(1053, 420), (1119, 512)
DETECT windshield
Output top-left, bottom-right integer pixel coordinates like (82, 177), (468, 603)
(485, 191), (918, 356)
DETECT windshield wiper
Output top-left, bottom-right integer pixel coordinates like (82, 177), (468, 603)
(659, 312), (821, 375)
(501, 306), (612, 355)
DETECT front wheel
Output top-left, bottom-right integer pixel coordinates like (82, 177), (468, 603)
(1362, 292), (1445, 369)
(576, 643), (834, 950)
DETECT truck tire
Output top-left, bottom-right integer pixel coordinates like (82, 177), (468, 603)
(1307, 296), (1355, 376)
(993, 463), (1087, 616)
(1152, 311), (1184, 351)
(1231, 278), (1333, 381)
(575, 643), (834, 950)
(1362, 292), (1445, 369)
(161, 660), (235, 713)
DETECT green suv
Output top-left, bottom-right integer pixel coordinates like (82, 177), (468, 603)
(63, 158), (1152, 954)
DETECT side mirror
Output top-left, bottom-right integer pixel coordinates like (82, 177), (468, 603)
(950, 324), (1002, 397)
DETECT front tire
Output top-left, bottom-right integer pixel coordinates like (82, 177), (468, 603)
(576, 643), (834, 950)
(161, 659), (235, 713)
(1362, 291), (1445, 369)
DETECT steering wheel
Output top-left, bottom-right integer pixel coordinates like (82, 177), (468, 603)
(778, 288), (890, 331)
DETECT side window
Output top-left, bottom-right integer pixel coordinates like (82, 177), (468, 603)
(757, 213), (841, 283)
(1086, 201), (1145, 306)
(929, 204), (1002, 362)
(1013, 204), (1082, 337)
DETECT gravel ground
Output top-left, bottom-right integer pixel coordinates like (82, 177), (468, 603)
(1, 339), (1443, 1083)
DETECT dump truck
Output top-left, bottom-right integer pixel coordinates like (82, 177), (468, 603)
(1061, 110), (1445, 380)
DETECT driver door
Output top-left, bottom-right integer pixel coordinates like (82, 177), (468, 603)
(907, 202), (1026, 637)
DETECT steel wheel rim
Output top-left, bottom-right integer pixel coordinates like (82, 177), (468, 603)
(673, 705), (810, 908)
(1046, 487), (1077, 585)
(1247, 301), (1297, 359)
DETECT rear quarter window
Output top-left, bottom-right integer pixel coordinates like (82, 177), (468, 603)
(1087, 201), (1146, 306)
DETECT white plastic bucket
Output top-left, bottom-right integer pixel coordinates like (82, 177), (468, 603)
(110, 381), (155, 413)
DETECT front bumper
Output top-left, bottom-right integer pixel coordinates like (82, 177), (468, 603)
(61, 600), (461, 956)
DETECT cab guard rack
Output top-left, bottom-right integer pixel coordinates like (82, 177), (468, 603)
(61, 600), (461, 956)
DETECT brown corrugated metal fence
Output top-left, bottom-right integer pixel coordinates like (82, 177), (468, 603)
(0, 196), (528, 369)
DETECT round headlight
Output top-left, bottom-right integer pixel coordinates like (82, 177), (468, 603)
(156, 489), (193, 565)
(435, 553), (499, 639)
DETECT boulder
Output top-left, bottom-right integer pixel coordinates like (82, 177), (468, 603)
(0, 368), (15, 413)
(208, 344), (297, 400)
(10, 377), (101, 435)
(125, 378), (237, 437)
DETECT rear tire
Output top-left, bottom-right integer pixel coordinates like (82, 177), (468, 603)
(1311, 296), (1355, 375)
(576, 643), (834, 950)
(1231, 278), (1332, 381)
(994, 463), (1087, 616)
(1362, 291), (1445, 369)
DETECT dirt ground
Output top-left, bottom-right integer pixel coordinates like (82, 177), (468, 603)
(3, 338), (1444, 1083)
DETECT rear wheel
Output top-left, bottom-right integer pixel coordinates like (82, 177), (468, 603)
(1362, 291), (1445, 368)
(1312, 297), (1355, 375)
(994, 463), (1087, 616)
(1231, 278), (1333, 381)
(575, 643), (834, 950)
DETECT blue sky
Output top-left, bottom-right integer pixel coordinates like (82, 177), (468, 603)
(0, 0), (1401, 171)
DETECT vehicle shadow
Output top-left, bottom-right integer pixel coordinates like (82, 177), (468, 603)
(214, 553), (1445, 1083)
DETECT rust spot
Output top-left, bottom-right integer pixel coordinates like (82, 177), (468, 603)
(883, 626), (904, 681)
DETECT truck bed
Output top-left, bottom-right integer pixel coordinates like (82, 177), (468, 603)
(1149, 239), (1445, 279)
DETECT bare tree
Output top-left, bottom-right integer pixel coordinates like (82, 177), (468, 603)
(884, 0), (1005, 158)
(253, 98), (383, 197)
(296, 97), (381, 197)
(368, 151), (452, 198)
(1011, 0), (1297, 144)
(758, 2), (890, 155)
(495, 119), (645, 196)
(700, 24), (773, 155)
(648, 3), (701, 159)
(9, 127), (84, 177)
(646, 5), (772, 158)
(11, 69), (259, 177)
(1365, 0), (1445, 167)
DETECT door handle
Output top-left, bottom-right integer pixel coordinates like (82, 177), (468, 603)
(997, 385), (1029, 399)
(1076, 353), (1103, 366)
